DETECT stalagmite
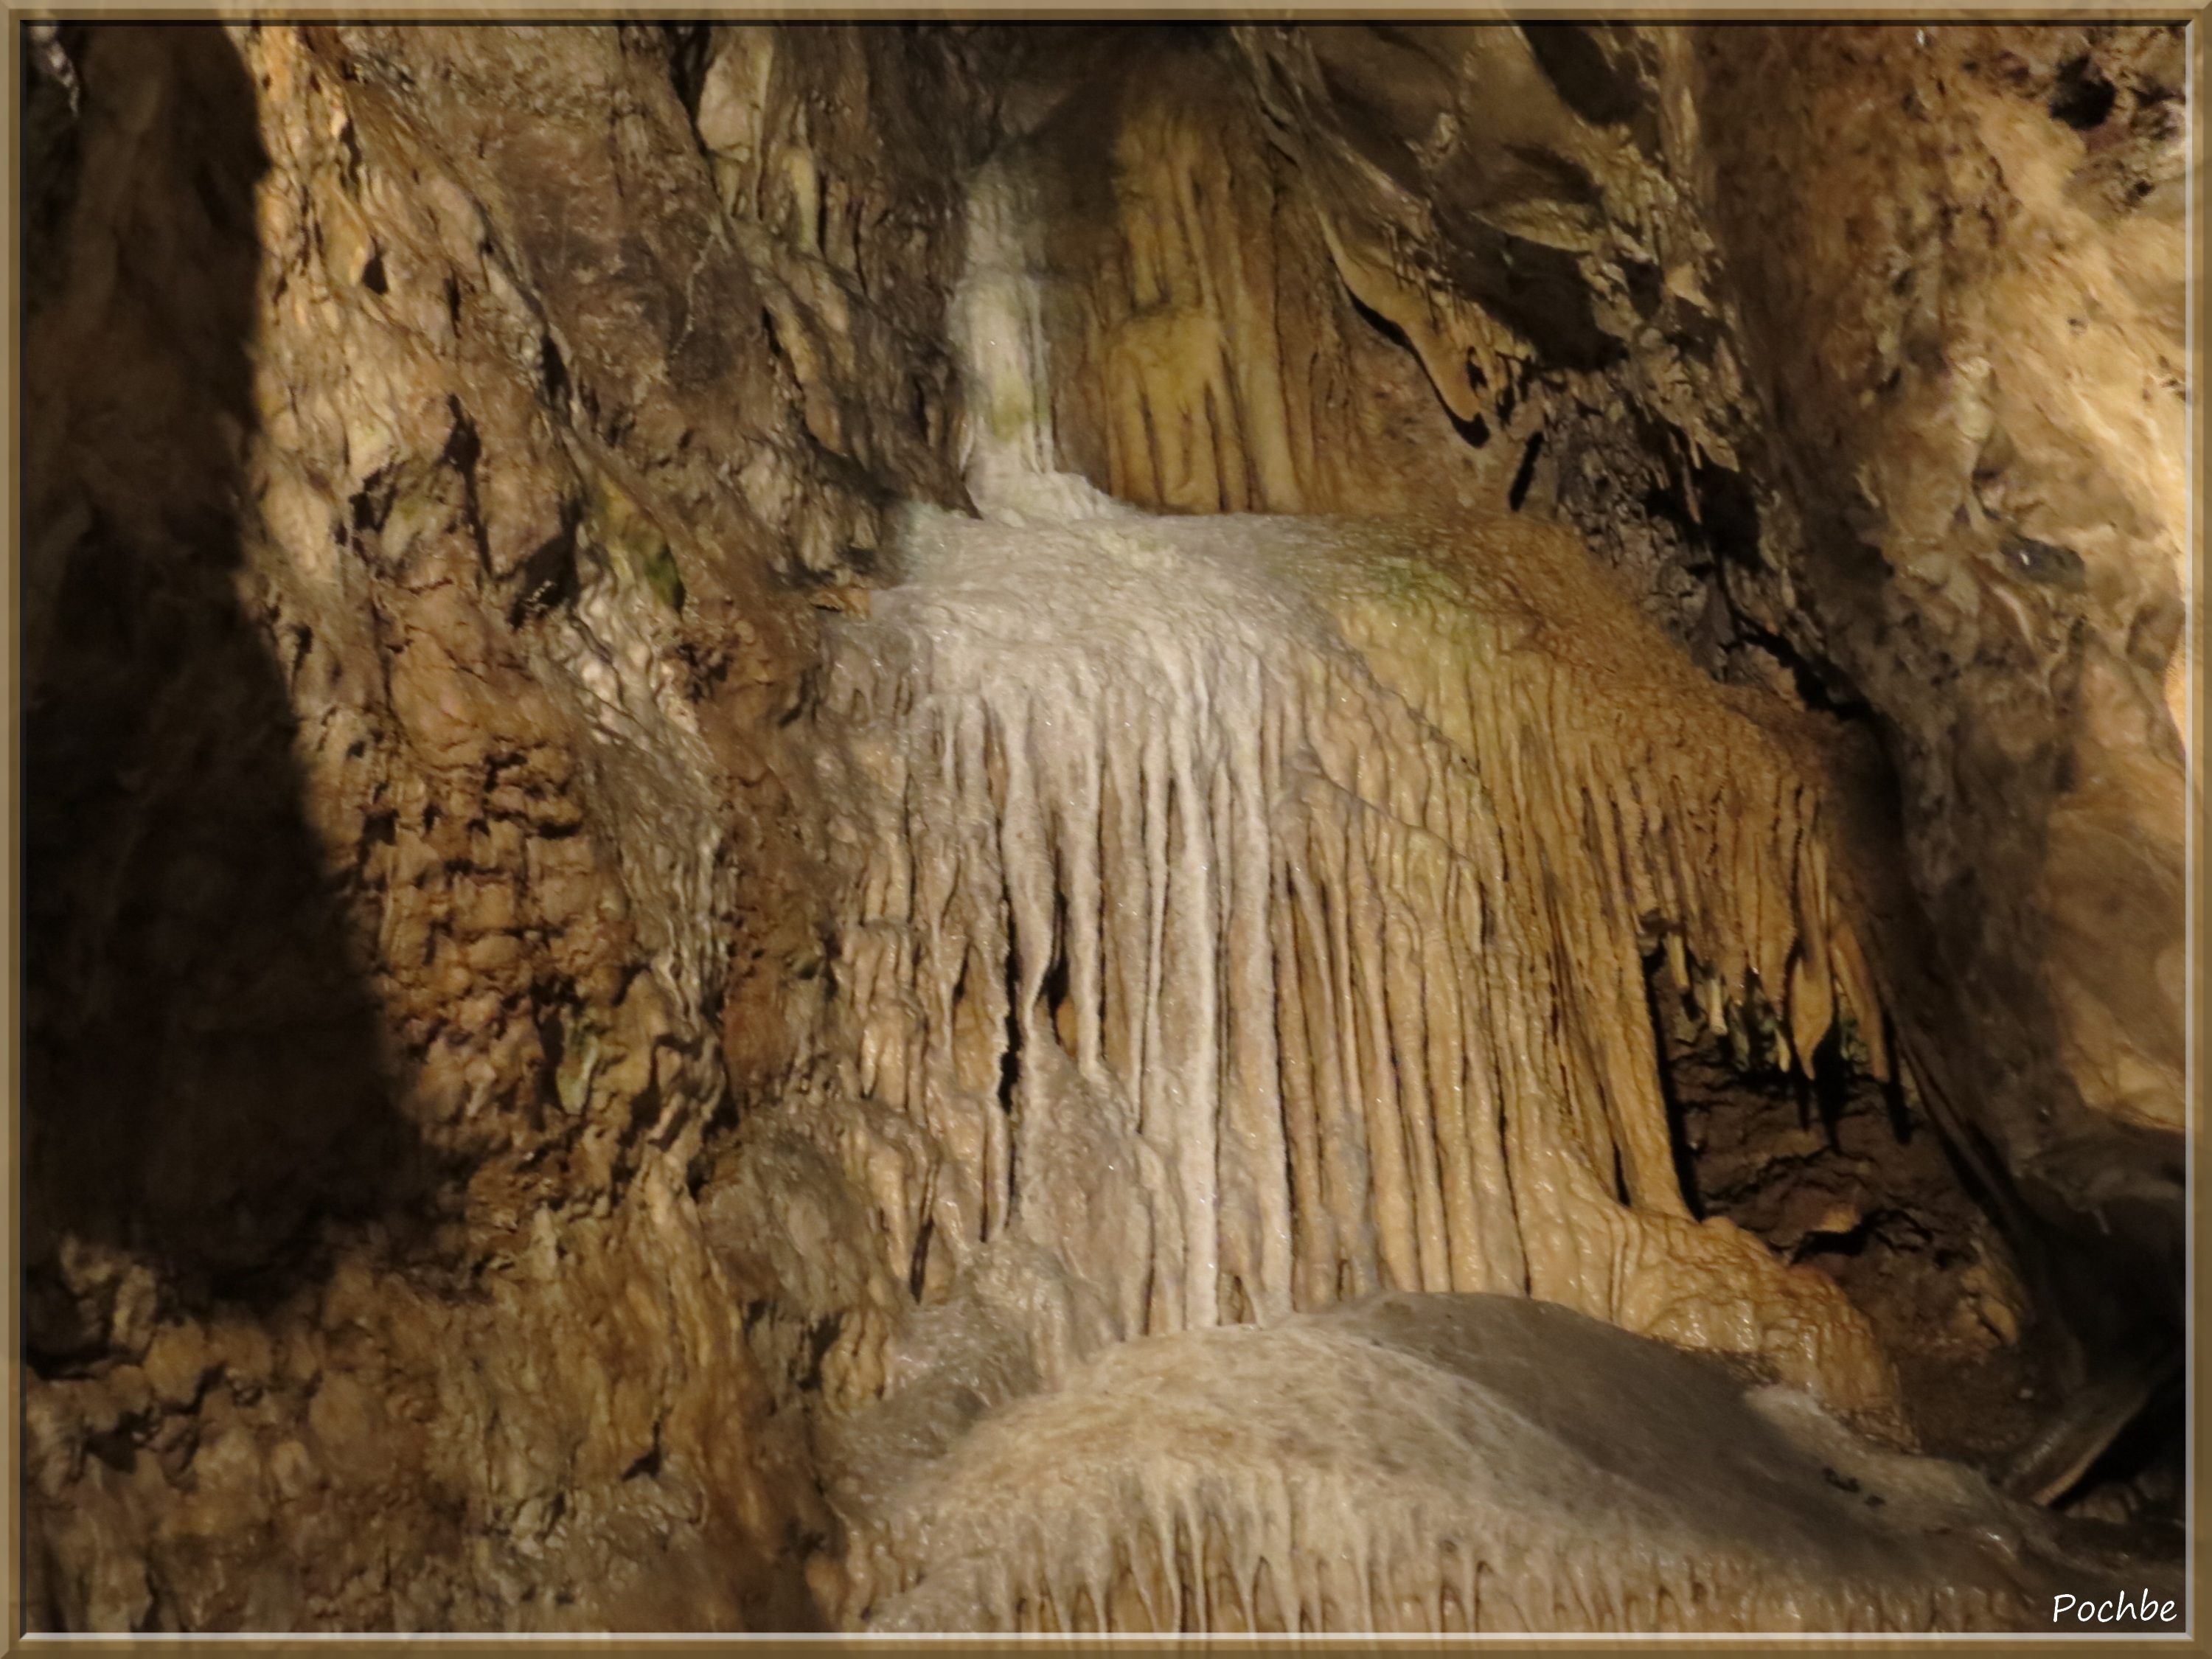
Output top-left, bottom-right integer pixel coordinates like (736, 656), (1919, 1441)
(833, 1294), (2162, 1633)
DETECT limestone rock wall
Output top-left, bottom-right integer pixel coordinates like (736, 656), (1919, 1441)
(1692, 25), (2188, 1330)
(22, 21), (987, 1631)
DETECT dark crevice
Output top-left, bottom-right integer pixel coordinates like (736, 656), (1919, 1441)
(507, 501), (582, 627)
(622, 1431), (663, 1481)
(998, 949), (1023, 1116)
(2049, 55), (2118, 131)
(1520, 23), (1645, 131)
(799, 1313), (845, 1391)
(1507, 429), (1545, 510)
(1691, 462), (1761, 565)
(908, 1214), (936, 1301)
(1728, 612), (1876, 720)
(1648, 954), (2053, 1475)
(1430, 206), (1625, 374)
(439, 398), (488, 568)
(662, 22), (715, 124)
(1623, 258), (1664, 321)
(1641, 947), (1705, 1220)
(2053, 1360), (2185, 1526)
(1041, 917), (1074, 1052)
(1627, 453), (1879, 718)
(539, 332), (569, 408)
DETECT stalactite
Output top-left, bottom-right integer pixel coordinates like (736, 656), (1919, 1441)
(777, 138), (2196, 1635)
(804, 147), (1913, 1425)
(821, 496), (1904, 1416)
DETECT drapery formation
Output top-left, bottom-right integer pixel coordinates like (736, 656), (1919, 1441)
(791, 150), (1905, 1426)
(818, 501), (1898, 1420)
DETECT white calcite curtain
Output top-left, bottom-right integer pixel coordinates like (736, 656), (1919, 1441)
(813, 151), (1899, 1422)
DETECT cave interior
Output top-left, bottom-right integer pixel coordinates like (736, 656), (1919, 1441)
(17, 18), (2194, 1635)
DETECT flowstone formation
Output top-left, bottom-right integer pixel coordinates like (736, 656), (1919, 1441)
(712, 147), (2153, 1632)
(836, 1294), (2165, 1634)
(995, 28), (2190, 1491)
(818, 501), (1900, 1413)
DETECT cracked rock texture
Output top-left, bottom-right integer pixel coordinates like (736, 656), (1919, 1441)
(1694, 24), (2189, 1350)
(21, 20), (2188, 1634)
(24, 21), (987, 1631)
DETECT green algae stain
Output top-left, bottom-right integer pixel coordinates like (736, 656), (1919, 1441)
(585, 470), (686, 615)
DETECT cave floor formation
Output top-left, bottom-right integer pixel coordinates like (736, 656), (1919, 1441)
(836, 1293), (2164, 1634)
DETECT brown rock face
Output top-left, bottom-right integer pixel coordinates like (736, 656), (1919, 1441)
(21, 21), (2185, 1632)
(24, 21), (985, 1631)
(1693, 21), (2188, 1401)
